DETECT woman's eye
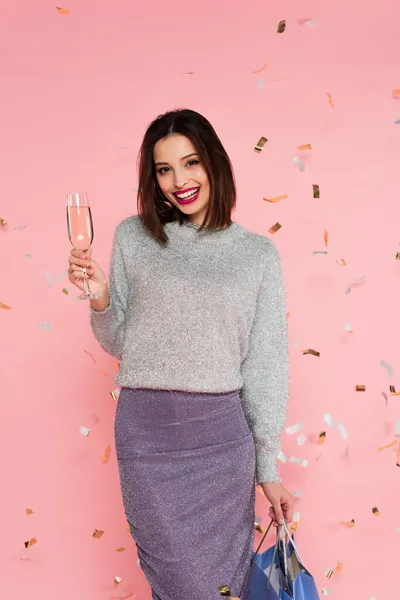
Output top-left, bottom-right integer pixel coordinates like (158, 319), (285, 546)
(157, 160), (199, 175)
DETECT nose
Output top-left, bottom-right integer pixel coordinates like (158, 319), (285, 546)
(173, 168), (189, 189)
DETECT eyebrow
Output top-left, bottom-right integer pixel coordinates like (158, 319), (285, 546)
(154, 152), (198, 167)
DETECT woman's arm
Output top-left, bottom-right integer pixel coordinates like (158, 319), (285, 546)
(90, 223), (130, 360)
(240, 237), (289, 484)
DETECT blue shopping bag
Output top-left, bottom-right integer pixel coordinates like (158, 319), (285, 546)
(249, 519), (320, 600)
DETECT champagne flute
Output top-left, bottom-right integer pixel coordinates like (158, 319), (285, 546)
(66, 192), (102, 300)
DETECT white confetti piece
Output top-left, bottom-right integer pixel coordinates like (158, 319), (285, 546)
(286, 422), (304, 436)
(55, 271), (68, 282)
(395, 420), (400, 436)
(293, 338), (300, 349)
(38, 322), (52, 331)
(380, 360), (394, 377)
(321, 589), (333, 596)
(324, 413), (336, 428)
(79, 426), (91, 437)
(277, 450), (289, 463)
(368, 596), (377, 600)
(289, 456), (308, 467)
(293, 156), (306, 171)
(313, 251), (328, 256)
(45, 272), (52, 288)
(14, 225), (27, 230)
(344, 323), (353, 332)
(337, 422), (348, 440)
(292, 490), (303, 497)
(257, 78), (264, 90)
(293, 511), (301, 522)
(296, 433), (307, 446)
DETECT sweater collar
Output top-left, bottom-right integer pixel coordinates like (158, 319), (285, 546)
(162, 219), (240, 249)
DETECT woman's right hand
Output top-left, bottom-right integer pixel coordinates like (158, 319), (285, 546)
(68, 248), (108, 298)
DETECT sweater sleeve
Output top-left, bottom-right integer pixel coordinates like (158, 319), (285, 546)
(90, 224), (130, 360)
(240, 238), (289, 484)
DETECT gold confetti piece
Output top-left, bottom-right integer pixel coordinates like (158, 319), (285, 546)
(252, 59), (269, 73)
(317, 431), (326, 444)
(326, 569), (334, 579)
(335, 563), (343, 572)
(24, 537), (37, 548)
(293, 156), (306, 171)
(392, 89), (400, 99)
(341, 519), (355, 527)
(355, 385), (366, 392)
(110, 389), (120, 401)
(0, 217), (7, 226)
(101, 445), (111, 464)
(0, 302), (12, 310)
(56, 7), (71, 14)
(313, 184), (320, 198)
(62, 288), (69, 295)
(378, 440), (397, 451)
(116, 547), (125, 552)
(126, 521), (130, 532)
(84, 349), (96, 364)
(389, 385), (400, 395)
(302, 348), (320, 357)
(268, 222), (282, 234)
(26, 508), (34, 515)
(254, 521), (265, 533)
(79, 426), (91, 437)
(396, 252), (400, 260)
(92, 529), (104, 539)
(118, 594), (134, 600)
(327, 92), (335, 108)
(254, 136), (268, 153)
(263, 194), (288, 203)
(298, 144), (312, 150)
(291, 520), (299, 532)
(100, 369), (109, 376)
(277, 20), (286, 33)
(114, 576), (122, 585)
(336, 258), (347, 266)
(372, 506), (381, 516)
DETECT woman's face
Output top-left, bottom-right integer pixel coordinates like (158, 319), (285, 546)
(154, 134), (210, 225)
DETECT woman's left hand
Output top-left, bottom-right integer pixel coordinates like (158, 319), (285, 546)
(260, 482), (294, 527)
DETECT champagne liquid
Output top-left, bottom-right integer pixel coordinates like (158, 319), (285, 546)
(66, 205), (94, 251)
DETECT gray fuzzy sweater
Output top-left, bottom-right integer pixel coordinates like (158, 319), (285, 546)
(90, 215), (289, 483)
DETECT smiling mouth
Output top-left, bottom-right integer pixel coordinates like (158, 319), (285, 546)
(173, 187), (200, 200)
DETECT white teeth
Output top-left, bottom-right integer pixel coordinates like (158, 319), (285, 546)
(175, 187), (199, 199)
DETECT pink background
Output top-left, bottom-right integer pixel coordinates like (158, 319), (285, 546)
(1, 1), (400, 598)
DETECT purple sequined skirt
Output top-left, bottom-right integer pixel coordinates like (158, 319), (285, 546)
(115, 387), (256, 600)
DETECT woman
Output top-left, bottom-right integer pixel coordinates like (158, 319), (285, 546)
(68, 109), (294, 600)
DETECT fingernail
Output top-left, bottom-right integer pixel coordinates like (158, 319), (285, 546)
(278, 519), (284, 524)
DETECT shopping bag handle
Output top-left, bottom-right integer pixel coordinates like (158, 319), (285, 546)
(250, 517), (275, 563)
(250, 518), (305, 568)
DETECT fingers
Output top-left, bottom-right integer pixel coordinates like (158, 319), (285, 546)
(71, 248), (92, 260)
(68, 263), (93, 281)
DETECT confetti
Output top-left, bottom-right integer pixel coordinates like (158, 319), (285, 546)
(324, 414), (336, 428)
(293, 156), (306, 171)
(218, 585), (239, 599)
(254, 136), (268, 153)
(268, 222), (282, 234)
(396, 420), (400, 436)
(296, 433), (307, 446)
(312, 184), (320, 198)
(380, 360), (394, 377)
(278, 450), (289, 463)
(326, 92), (335, 108)
(394, 119), (400, 124)
(56, 7), (71, 14)
(302, 348), (320, 357)
(340, 519), (355, 527)
(100, 369), (109, 376)
(355, 385), (366, 392)
(26, 508), (34, 515)
(45, 272), (52, 288)
(277, 20), (286, 34)
(101, 445), (111, 464)
(116, 547), (125, 552)
(289, 456), (308, 467)
(92, 529), (104, 539)
(79, 426), (91, 437)
(0, 302), (12, 310)
(337, 422), (348, 440)
(286, 422), (304, 436)
(298, 144), (312, 150)
(111, 389), (120, 401)
(316, 432), (326, 444)
(62, 288), (69, 295)
(297, 18), (318, 26)
(336, 259), (347, 266)
(382, 391), (389, 406)
(344, 324), (354, 333)
(14, 225), (27, 230)
(84, 349), (96, 364)
(392, 89), (400, 99)
(263, 194), (288, 203)
(313, 251), (328, 256)
(0, 217), (7, 226)
(252, 60), (269, 73)
(292, 490), (303, 497)
(372, 506), (381, 516)
(321, 588), (334, 596)
(389, 385), (400, 395)
(345, 274), (367, 294)
(38, 323), (52, 331)
(55, 271), (68, 282)
(257, 78), (264, 90)
(396, 252), (400, 259)
(24, 537), (37, 548)
(114, 576), (122, 585)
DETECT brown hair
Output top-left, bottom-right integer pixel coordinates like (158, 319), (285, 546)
(136, 108), (237, 244)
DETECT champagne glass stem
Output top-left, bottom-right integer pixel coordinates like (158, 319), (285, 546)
(83, 250), (91, 297)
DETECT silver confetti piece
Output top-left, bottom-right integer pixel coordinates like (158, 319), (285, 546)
(38, 322), (52, 331)
(257, 78), (264, 90)
(394, 119), (400, 124)
(286, 422), (304, 436)
(293, 511), (301, 522)
(395, 420), (400, 436)
(278, 450), (288, 463)
(55, 271), (68, 282)
(79, 426), (91, 437)
(296, 433), (307, 446)
(45, 272), (52, 288)
(14, 225), (27, 230)
(293, 156), (306, 171)
(380, 360), (394, 377)
(292, 490), (303, 497)
(313, 251), (328, 256)
(337, 422), (348, 440)
(324, 413), (336, 428)
(289, 456), (308, 467)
